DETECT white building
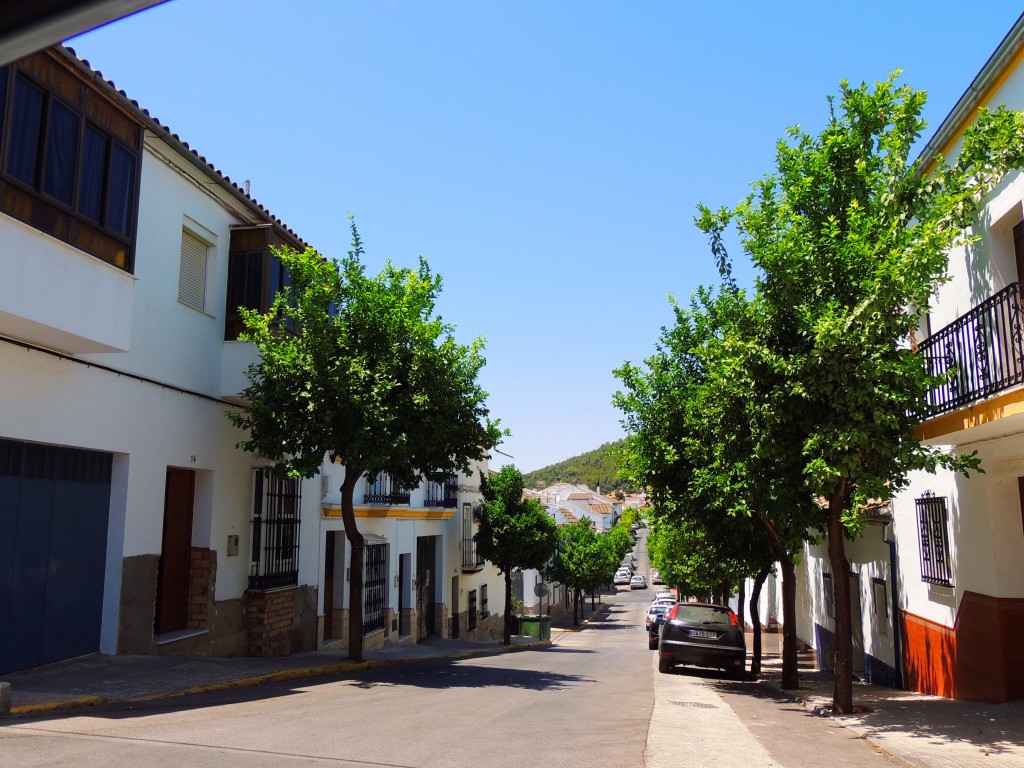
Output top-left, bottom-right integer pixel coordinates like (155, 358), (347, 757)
(535, 482), (622, 532)
(318, 460), (506, 648)
(0, 46), (504, 674)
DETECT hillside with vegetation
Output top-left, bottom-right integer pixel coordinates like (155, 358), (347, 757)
(522, 441), (637, 495)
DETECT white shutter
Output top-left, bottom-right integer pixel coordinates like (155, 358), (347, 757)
(178, 229), (208, 311)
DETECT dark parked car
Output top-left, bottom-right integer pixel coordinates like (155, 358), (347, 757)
(657, 602), (745, 677)
(648, 613), (666, 649)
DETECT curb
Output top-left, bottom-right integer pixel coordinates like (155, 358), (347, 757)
(8, 639), (551, 717)
(551, 603), (608, 633)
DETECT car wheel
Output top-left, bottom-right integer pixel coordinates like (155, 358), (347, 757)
(648, 638), (658, 650)
(658, 655), (672, 674)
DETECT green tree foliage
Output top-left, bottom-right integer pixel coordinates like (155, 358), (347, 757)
(546, 520), (617, 624)
(696, 74), (1024, 713)
(229, 219), (503, 661)
(604, 522), (633, 560)
(522, 441), (636, 494)
(475, 466), (558, 644)
(615, 286), (797, 681)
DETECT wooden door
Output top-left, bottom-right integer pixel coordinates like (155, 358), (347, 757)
(155, 468), (194, 635)
(323, 532), (335, 640)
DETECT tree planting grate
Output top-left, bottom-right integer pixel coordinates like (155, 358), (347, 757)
(669, 701), (717, 709)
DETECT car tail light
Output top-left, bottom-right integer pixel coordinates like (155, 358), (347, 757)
(728, 610), (738, 626)
(667, 604), (679, 620)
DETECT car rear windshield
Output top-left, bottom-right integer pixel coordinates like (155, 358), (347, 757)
(673, 605), (732, 624)
(650, 605), (668, 615)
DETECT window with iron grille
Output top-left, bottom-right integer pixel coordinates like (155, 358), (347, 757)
(425, 473), (459, 508)
(364, 472), (411, 505)
(468, 589), (477, 630)
(249, 471), (301, 590)
(480, 584), (488, 619)
(363, 543), (388, 634)
(916, 494), (953, 586)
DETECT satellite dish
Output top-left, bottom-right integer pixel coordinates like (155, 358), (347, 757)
(534, 582), (549, 597)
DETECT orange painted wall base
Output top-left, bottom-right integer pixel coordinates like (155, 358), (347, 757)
(901, 591), (1024, 703)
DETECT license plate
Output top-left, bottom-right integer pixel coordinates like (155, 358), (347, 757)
(689, 629), (717, 639)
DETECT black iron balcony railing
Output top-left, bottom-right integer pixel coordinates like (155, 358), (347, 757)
(425, 474), (459, 508)
(363, 472), (411, 505)
(919, 282), (1024, 417)
(462, 537), (485, 569)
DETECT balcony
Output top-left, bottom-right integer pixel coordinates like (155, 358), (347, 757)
(363, 472), (410, 505)
(425, 474), (459, 509)
(0, 214), (134, 353)
(919, 282), (1024, 417)
(461, 537), (485, 572)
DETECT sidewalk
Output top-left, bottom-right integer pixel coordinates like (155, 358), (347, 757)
(0, 603), (602, 718)
(751, 637), (1024, 768)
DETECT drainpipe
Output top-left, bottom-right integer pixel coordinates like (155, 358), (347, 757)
(882, 522), (904, 690)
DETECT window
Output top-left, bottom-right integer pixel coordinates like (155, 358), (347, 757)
(364, 472), (411, 505)
(916, 493), (953, 586)
(872, 578), (889, 636)
(0, 54), (142, 272)
(363, 543), (387, 634)
(425, 473), (459, 508)
(468, 589), (477, 630)
(480, 584), (488, 619)
(249, 471), (301, 590)
(178, 228), (209, 312)
(822, 573), (835, 618)
(224, 225), (300, 340)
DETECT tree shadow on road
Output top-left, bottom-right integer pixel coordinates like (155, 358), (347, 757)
(348, 659), (593, 691)
(4, 658), (595, 725)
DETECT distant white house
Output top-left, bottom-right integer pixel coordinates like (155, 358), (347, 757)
(534, 482), (622, 532)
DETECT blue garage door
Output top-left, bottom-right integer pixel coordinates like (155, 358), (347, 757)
(0, 439), (112, 674)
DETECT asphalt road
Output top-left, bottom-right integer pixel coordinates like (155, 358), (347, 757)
(1, 533), (898, 768)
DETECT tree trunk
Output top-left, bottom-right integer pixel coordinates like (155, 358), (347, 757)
(749, 563), (771, 677)
(591, 589), (596, 610)
(778, 556), (799, 690)
(572, 589), (579, 625)
(339, 471), (364, 662)
(503, 569), (513, 645)
(737, 579), (746, 633)
(828, 482), (854, 714)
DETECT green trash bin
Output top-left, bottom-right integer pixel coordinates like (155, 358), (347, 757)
(517, 614), (551, 640)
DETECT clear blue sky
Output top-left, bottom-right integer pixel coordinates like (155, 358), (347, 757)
(69, 1), (1022, 472)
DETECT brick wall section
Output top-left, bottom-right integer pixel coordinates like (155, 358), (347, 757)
(246, 587), (300, 656)
(187, 548), (216, 629)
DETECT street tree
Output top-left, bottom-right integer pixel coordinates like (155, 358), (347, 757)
(697, 74), (1024, 713)
(616, 286), (811, 686)
(229, 219), (503, 661)
(475, 465), (558, 644)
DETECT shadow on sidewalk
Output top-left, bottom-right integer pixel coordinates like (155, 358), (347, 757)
(704, 652), (1024, 756)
